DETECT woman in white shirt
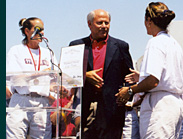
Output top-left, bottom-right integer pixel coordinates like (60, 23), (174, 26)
(6, 17), (57, 139)
(116, 2), (183, 139)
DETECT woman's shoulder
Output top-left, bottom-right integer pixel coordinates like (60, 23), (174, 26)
(147, 34), (172, 53)
(8, 44), (25, 54)
(10, 43), (24, 49)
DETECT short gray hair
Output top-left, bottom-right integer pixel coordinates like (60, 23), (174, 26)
(87, 10), (111, 22)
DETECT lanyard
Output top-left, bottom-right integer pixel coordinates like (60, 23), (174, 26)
(27, 45), (41, 71)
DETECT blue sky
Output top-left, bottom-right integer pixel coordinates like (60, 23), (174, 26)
(6, 0), (183, 62)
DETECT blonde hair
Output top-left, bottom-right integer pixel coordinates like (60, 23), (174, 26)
(145, 2), (175, 30)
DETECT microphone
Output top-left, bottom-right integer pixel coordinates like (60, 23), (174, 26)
(30, 26), (41, 40)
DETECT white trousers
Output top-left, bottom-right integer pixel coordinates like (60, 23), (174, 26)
(6, 93), (52, 139)
(140, 91), (183, 139)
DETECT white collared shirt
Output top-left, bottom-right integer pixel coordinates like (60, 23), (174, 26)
(6, 44), (58, 96)
(139, 32), (183, 95)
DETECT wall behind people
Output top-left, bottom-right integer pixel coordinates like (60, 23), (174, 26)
(168, 20), (183, 49)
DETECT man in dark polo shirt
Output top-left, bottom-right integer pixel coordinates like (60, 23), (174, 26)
(69, 9), (133, 139)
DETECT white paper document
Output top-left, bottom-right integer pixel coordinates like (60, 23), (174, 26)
(59, 44), (85, 88)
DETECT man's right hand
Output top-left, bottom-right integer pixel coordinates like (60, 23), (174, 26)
(125, 68), (140, 84)
(86, 68), (104, 88)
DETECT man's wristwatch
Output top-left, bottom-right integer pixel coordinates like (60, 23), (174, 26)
(128, 86), (133, 96)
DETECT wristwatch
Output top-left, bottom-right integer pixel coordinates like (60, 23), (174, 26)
(128, 86), (133, 96)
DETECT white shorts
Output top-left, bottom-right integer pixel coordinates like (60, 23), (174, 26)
(6, 93), (52, 139)
(140, 91), (183, 139)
